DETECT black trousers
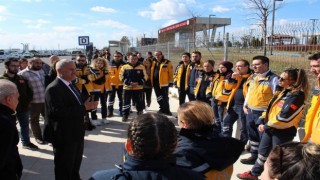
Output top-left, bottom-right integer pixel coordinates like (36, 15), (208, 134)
(143, 87), (152, 107)
(122, 90), (144, 116)
(178, 87), (195, 105)
(108, 86), (123, 113)
(153, 84), (171, 113)
(53, 139), (84, 180)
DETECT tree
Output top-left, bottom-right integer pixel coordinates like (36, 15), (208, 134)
(120, 36), (131, 46)
(245, 0), (283, 55)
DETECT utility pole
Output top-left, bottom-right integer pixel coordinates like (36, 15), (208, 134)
(310, 19), (318, 44)
(270, 0), (283, 55)
(208, 14), (216, 47)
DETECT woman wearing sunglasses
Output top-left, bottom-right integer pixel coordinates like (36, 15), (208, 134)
(237, 68), (309, 180)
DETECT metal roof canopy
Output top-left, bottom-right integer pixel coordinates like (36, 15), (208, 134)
(159, 17), (231, 34)
(158, 17), (231, 43)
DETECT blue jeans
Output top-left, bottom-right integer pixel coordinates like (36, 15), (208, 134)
(212, 100), (227, 135)
(222, 104), (248, 145)
(16, 111), (30, 145)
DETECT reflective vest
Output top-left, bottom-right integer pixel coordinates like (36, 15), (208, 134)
(247, 71), (278, 111)
(302, 79), (320, 144)
(212, 74), (230, 104)
(87, 68), (111, 93)
(174, 61), (192, 90)
(261, 89), (305, 129)
(224, 72), (253, 109)
(109, 60), (125, 88)
(150, 59), (174, 87)
(74, 65), (93, 94)
(119, 63), (147, 90)
(194, 71), (217, 98)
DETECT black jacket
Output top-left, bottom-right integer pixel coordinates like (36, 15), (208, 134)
(44, 78), (86, 144)
(90, 152), (204, 180)
(174, 126), (244, 173)
(1, 73), (33, 113)
(0, 104), (23, 179)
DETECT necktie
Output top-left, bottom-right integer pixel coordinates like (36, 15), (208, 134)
(69, 84), (82, 105)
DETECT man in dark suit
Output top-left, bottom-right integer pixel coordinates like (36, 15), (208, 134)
(0, 79), (23, 179)
(44, 59), (97, 180)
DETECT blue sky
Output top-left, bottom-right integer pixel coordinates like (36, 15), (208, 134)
(0, 0), (319, 50)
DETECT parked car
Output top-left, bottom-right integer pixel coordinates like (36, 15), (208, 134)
(71, 50), (83, 60)
(8, 53), (22, 60)
(22, 52), (34, 58)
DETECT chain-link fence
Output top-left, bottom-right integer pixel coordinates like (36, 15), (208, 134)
(136, 21), (319, 73)
(135, 20), (319, 122)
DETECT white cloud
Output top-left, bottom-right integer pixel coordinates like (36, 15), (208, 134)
(162, 20), (178, 27)
(211, 5), (231, 13)
(0, 5), (7, 13)
(278, 19), (289, 26)
(22, 18), (50, 29)
(53, 26), (82, 32)
(13, 0), (42, 2)
(138, 0), (190, 20)
(92, 20), (131, 30)
(22, 18), (50, 24)
(138, 11), (151, 17)
(186, 0), (196, 4)
(90, 6), (116, 13)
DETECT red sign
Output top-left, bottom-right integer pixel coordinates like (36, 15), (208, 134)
(159, 20), (189, 33)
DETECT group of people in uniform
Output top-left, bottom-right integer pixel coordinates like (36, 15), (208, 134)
(1, 50), (320, 180)
(87, 50), (320, 180)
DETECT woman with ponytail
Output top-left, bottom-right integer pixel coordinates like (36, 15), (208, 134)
(238, 68), (310, 180)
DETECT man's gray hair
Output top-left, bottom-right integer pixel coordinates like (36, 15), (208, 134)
(56, 59), (74, 71)
(0, 79), (17, 103)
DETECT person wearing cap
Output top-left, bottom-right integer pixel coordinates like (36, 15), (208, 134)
(302, 52), (320, 144)
(174, 52), (194, 105)
(211, 60), (233, 135)
(240, 56), (279, 165)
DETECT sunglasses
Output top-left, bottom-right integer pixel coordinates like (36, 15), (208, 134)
(279, 77), (288, 82)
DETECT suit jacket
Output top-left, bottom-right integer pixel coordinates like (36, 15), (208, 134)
(44, 78), (86, 145)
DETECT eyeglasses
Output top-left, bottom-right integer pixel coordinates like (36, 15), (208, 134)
(279, 77), (288, 82)
(114, 56), (120, 57)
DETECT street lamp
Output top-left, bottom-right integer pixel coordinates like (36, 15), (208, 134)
(270, 0), (283, 55)
(208, 14), (216, 46)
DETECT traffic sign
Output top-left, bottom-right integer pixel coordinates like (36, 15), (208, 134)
(78, 36), (90, 46)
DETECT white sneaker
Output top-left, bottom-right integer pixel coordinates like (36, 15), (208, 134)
(102, 118), (110, 124)
(143, 109), (147, 114)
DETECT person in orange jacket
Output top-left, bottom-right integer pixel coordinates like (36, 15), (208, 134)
(302, 52), (320, 144)
(88, 57), (111, 125)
